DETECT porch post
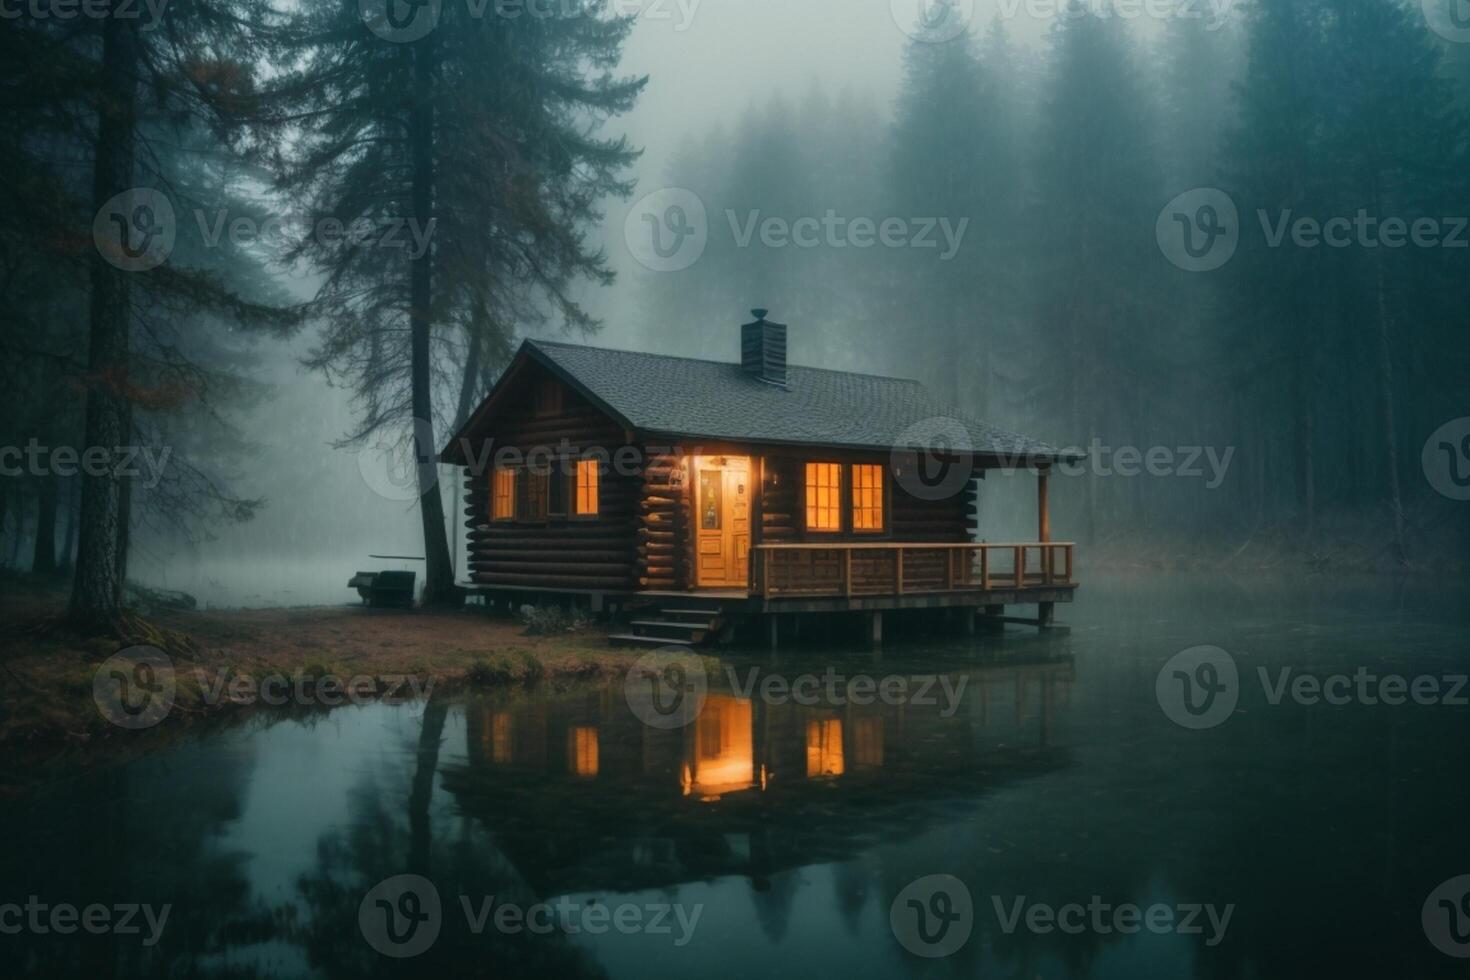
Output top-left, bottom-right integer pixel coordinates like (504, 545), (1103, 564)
(1037, 466), (1051, 544)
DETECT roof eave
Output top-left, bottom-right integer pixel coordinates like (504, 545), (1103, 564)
(438, 338), (642, 466)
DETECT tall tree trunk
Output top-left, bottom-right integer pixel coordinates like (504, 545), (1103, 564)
(409, 694), (449, 874)
(32, 474), (58, 574)
(409, 35), (455, 606)
(70, 9), (137, 629)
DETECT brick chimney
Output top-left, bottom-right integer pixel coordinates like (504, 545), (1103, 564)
(741, 308), (788, 388)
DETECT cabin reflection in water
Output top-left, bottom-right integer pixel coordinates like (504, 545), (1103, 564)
(445, 661), (1074, 895)
(683, 696), (756, 799)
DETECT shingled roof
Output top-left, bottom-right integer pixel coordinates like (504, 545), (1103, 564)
(442, 338), (1069, 463)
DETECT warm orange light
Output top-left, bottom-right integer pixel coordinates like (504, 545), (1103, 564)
(568, 725), (599, 777)
(492, 468), (516, 520)
(805, 462), (841, 531)
(687, 696), (754, 798)
(806, 718), (845, 777)
(576, 458), (600, 516)
(852, 464), (884, 532)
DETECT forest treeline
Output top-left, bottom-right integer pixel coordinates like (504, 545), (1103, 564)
(642, 0), (1470, 564)
(0, 0), (645, 622)
(1, 0), (1467, 626)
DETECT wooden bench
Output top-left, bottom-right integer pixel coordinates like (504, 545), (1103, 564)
(347, 570), (417, 608)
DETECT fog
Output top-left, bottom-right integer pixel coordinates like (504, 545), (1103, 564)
(5, 0), (1467, 606)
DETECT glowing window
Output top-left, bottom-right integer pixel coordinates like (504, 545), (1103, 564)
(851, 464), (884, 532)
(568, 726), (599, 777)
(805, 718), (845, 778)
(805, 462), (841, 532)
(576, 458), (600, 516)
(492, 468), (515, 520)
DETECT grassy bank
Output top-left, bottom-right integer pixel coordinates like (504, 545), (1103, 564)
(0, 573), (634, 754)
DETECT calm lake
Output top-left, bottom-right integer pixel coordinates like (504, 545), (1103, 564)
(3, 572), (1468, 978)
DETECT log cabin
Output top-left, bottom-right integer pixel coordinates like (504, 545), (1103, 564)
(440, 311), (1079, 646)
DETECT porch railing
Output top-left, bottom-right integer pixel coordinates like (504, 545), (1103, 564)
(749, 542), (1075, 599)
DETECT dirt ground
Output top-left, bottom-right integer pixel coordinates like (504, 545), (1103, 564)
(0, 573), (631, 752)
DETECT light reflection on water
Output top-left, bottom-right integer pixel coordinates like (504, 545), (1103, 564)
(2, 572), (1468, 978)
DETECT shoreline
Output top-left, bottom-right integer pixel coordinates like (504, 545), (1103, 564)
(0, 578), (636, 763)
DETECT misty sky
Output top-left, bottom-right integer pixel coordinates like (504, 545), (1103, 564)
(132, 0), (1203, 600)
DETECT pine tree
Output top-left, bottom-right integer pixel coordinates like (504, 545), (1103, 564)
(0, 3), (296, 626)
(276, 0), (643, 603)
(1030, 5), (1163, 540)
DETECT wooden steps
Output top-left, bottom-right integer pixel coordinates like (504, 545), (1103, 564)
(609, 600), (729, 648)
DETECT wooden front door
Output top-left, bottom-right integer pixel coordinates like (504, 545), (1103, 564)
(694, 457), (751, 588)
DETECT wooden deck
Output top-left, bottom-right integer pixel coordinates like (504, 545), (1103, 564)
(463, 542), (1075, 608)
(750, 542), (1075, 599)
(467, 542), (1075, 644)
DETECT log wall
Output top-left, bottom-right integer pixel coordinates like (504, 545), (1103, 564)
(462, 381), (639, 592)
(637, 451), (692, 591)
